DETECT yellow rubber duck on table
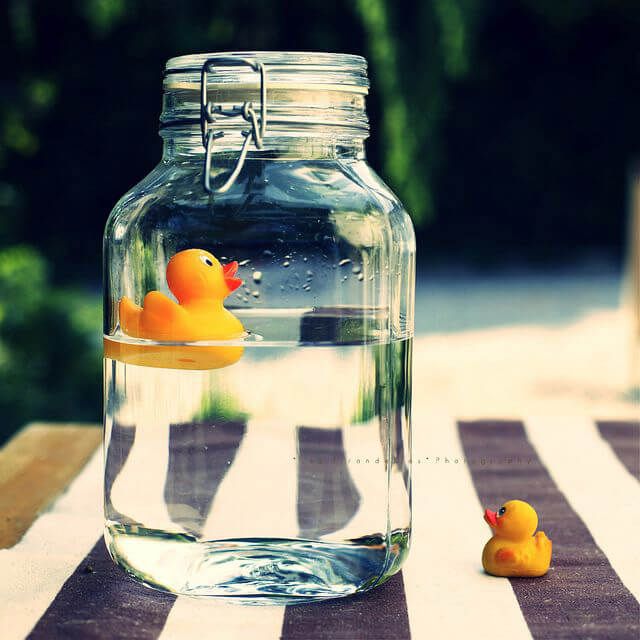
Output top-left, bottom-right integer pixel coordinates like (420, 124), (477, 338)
(482, 500), (552, 577)
(104, 249), (245, 370)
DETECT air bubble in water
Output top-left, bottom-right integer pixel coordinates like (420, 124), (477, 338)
(252, 270), (262, 283)
(251, 290), (260, 298)
(352, 264), (361, 274)
(238, 259), (250, 266)
(357, 273), (364, 281)
(338, 258), (351, 267)
(282, 260), (290, 267)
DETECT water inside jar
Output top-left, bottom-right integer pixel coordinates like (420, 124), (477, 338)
(103, 307), (411, 602)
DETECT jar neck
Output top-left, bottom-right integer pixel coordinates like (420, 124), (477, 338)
(161, 126), (366, 162)
(160, 53), (370, 163)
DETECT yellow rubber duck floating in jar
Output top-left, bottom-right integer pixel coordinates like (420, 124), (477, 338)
(104, 249), (245, 370)
(482, 500), (552, 577)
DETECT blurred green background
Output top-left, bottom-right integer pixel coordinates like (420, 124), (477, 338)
(1, 0), (639, 442)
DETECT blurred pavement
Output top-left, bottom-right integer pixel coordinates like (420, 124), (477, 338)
(413, 265), (637, 419)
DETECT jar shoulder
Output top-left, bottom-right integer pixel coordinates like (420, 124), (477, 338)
(104, 161), (172, 240)
(104, 159), (414, 240)
(347, 162), (416, 249)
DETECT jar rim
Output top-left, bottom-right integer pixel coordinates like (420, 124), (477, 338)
(166, 51), (367, 70)
(161, 51), (370, 142)
(164, 51), (369, 92)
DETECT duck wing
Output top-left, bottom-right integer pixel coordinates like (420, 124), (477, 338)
(141, 291), (185, 321)
(495, 546), (532, 567)
(119, 296), (143, 337)
(495, 547), (518, 564)
(139, 291), (188, 339)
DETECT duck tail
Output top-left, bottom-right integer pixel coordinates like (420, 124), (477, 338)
(119, 296), (142, 337)
(535, 531), (552, 558)
(535, 531), (551, 544)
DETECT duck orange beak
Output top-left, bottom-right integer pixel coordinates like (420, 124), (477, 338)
(484, 509), (498, 528)
(222, 261), (242, 293)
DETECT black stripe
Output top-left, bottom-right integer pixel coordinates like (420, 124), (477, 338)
(164, 420), (246, 535)
(104, 421), (136, 524)
(459, 420), (640, 639)
(27, 538), (176, 640)
(281, 572), (411, 640)
(105, 422), (136, 491)
(282, 426), (411, 639)
(596, 420), (639, 481)
(29, 420), (248, 638)
(296, 427), (360, 537)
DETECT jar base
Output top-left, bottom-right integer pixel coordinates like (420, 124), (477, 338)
(104, 524), (407, 603)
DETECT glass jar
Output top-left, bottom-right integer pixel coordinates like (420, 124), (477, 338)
(103, 51), (415, 602)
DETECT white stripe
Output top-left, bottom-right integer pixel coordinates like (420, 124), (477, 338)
(201, 419), (299, 539)
(109, 363), (202, 533)
(0, 451), (103, 640)
(159, 597), (285, 640)
(159, 419), (291, 638)
(524, 416), (640, 600)
(109, 417), (180, 533)
(402, 413), (532, 640)
(329, 417), (388, 538)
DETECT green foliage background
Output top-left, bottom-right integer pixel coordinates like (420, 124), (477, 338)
(1, 0), (638, 441)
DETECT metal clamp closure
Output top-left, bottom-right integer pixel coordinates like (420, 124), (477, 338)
(200, 57), (267, 194)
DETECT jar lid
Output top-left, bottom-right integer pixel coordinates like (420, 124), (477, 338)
(161, 51), (370, 139)
(161, 52), (371, 193)
(164, 51), (369, 94)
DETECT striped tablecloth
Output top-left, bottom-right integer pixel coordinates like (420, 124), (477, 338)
(1, 417), (638, 639)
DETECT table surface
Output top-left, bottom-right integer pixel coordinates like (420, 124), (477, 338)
(1, 418), (638, 640)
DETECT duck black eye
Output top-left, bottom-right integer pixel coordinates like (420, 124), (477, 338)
(200, 256), (213, 267)
(498, 507), (506, 516)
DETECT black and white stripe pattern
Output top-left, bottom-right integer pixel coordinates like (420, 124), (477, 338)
(0, 417), (637, 639)
(460, 419), (639, 639)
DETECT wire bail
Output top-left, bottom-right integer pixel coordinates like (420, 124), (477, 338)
(200, 57), (267, 195)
